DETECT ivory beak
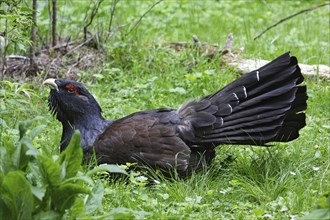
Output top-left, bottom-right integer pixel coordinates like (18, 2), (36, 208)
(43, 78), (59, 92)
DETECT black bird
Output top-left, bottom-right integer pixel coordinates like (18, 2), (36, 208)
(44, 52), (307, 176)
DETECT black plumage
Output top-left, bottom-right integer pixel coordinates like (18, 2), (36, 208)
(44, 52), (307, 176)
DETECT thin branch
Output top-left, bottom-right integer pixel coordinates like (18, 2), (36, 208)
(105, 0), (119, 43)
(254, 2), (330, 40)
(83, 0), (104, 40)
(125, 0), (163, 36)
(108, 0), (118, 33)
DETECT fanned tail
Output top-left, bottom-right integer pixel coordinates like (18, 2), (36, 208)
(178, 52), (307, 147)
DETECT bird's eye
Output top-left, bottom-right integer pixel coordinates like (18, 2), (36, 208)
(68, 88), (75, 93)
(65, 84), (79, 94)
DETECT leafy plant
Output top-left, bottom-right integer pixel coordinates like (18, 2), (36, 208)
(0, 0), (33, 54)
(1, 1), (329, 219)
(0, 118), (127, 218)
(301, 193), (330, 220)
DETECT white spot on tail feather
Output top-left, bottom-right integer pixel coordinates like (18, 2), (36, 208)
(256, 71), (260, 81)
(233, 93), (239, 100)
(233, 93), (239, 104)
(218, 117), (224, 125)
(227, 103), (232, 113)
(242, 86), (247, 98)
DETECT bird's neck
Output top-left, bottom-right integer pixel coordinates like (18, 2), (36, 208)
(60, 114), (112, 152)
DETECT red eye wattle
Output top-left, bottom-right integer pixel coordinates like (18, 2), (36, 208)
(65, 84), (79, 94)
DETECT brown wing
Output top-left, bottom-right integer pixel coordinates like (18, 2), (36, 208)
(93, 110), (191, 173)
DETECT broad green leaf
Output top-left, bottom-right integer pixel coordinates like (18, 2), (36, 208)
(58, 130), (83, 179)
(66, 197), (85, 218)
(18, 119), (33, 140)
(0, 171), (33, 220)
(109, 207), (140, 219)
(18, 117), (45, 140)
(0, 197), (10, 220)
(12, 141), (28, 171)
(300, 208), (330, 220)
(84, 180), (104, 214)
(62, 173), (95, 186)
(17, 43), (26, 52)
(316, 193), (330, 209)
(28, 124), (46, 140)
(52, 183), (90, 212)
(18, 138), (36, 170)
(33, 210), (61, 220)
(86, 164), (128, 176)
(0, 118), (8, 129)
(28, 162), (47, 203)
(31, 185), (46, 201)
(301, 193), (330, 219)
(37, 155), (61, 187)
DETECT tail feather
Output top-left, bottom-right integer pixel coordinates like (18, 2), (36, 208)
(178, 52), (307, 146)
(208, 108), (288, 134)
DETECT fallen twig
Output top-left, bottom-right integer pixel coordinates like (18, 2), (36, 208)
(7, 55), (30, 61)
(64, 37), (94, 56)
(254, 2), (330, 40)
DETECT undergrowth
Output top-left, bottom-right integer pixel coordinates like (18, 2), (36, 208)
(1, 1), (329, 219)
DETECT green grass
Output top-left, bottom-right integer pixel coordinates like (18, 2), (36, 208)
(1, 0), (330, 219)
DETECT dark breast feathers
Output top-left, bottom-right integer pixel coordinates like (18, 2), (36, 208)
(94, 108), (194, 174)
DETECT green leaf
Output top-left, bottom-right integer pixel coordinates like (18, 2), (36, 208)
(17, 43), (26, 52)
(301, 193), (330, 220)
(169, 87), (186, 94)
(37, 155), (61, 187)
(300, 208), (330, 220)
(0, 171), (33, 220)
(66, 197), (85, 218)
(316, 193), (330, 209)
(18, 117), (45, 140)
(12, 141), (27, 171)
(58, 130), (83, 180)
(62, 173), (95, 186)
(33, 210), (61, 220)
(31, 185), (46, 201)
(18, 138), (37, 170)
(86, 164), (128, 176)
(0, 118), (9, 129)
(18, 120), (33, 140)
(28, 124), (46, 140)
(52, 183), (90, 212)
(84, 180), (104, 214)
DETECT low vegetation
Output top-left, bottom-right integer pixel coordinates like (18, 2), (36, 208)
(0, 1), (329, 219)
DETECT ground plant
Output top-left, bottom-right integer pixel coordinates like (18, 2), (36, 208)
(0, 1), (329, 219)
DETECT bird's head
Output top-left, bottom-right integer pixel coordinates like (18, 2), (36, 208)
(43, 78), (103, 123)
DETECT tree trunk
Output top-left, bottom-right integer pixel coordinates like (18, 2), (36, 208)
(52, 0), (57, 47)
(0, 22), (8, 81)
(29, 0), (37, 69)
